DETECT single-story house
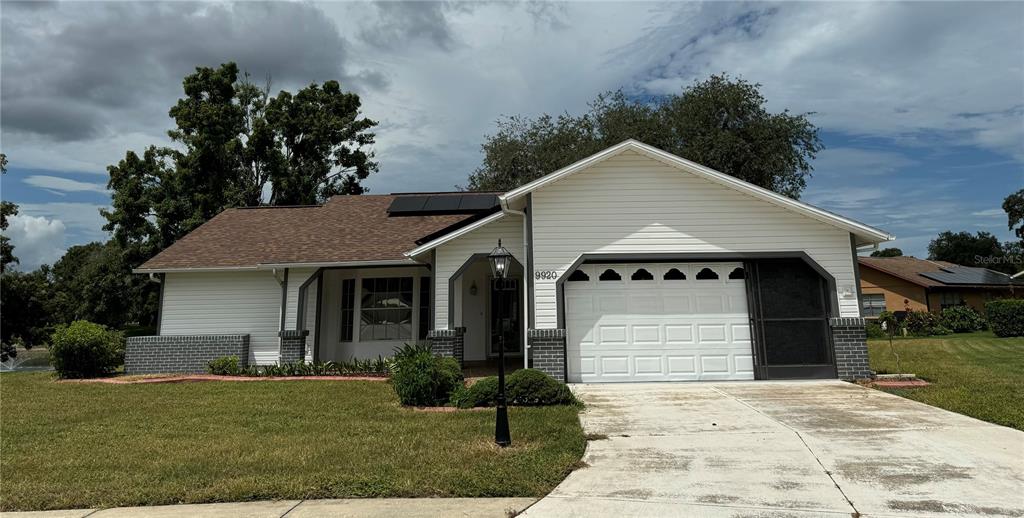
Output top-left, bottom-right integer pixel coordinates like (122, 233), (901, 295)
(128, 140), (893, 382)
(858, 256), (1022, 317)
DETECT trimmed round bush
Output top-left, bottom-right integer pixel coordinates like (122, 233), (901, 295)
(985, 299), (1024, 337)
(940, 305), (985, 333)
(865, 321), (885, 339)
(507, 368), (578, 406)
(49, 321), (124, 378)
(450, 376), (498, 408)
(390, 344), (464, 406)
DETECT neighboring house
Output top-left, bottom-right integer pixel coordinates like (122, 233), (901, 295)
(858, 256), (1023, 317)
(129, 140), (893, 382)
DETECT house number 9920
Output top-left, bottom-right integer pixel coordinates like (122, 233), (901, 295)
(534, 270), (559, 280)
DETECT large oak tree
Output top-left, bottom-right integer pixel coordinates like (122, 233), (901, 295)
(466, 75), (823, 198)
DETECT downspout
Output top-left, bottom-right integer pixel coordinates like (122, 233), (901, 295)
(502, 203), (530, 370)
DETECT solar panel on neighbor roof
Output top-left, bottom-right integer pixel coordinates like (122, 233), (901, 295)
(919, 268), (1012, 285)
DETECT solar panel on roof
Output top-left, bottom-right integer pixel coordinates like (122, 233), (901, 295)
(387, 196), (429, 213)
(459, 194), (499, 210)
(422, 195), (463, 212)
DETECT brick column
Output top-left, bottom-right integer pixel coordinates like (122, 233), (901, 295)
(830, 317), (872, 380)
(528, 328), (566, 382)
(278, 330), (308, 364)
(427, 327), (465, 365)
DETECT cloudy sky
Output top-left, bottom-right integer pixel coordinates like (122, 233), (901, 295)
(2, 1), (1022, 269)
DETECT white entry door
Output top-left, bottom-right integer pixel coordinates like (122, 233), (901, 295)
(565, 263), (754, 383)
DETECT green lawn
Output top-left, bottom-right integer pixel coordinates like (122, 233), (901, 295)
(868, 331), (1024, 431)
(0, 373), (585, 511)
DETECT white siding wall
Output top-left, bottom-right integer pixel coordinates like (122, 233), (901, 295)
(433, 214), (525, 329)
(284, 267), (318, 331)
(159, 271), (283, 365)
(530, 150), (860, 328)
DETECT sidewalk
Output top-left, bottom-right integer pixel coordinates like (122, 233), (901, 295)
(0, 498), (536, 518)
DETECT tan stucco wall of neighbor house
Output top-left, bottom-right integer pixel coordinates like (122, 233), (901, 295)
(858, 267), (928, 313)
(927, 289), (1021, 315)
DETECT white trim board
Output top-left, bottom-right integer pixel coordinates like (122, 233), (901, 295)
(404, 211), (507, 257)
(500, 139), (893, 246)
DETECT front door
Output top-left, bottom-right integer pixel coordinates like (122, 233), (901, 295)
(490, 278), (521, 356)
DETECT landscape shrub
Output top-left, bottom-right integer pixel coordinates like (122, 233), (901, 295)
(985, 299), (1024, 337)
(49, 321), (124, 378)
(450, 376), (499, 408)
(451, 370), (578, 408)
(207, 355), (240, 375)
(390, 344), (464, 406)
(902, 310), (944, 336)
(507, 368), (578, 406)
(865, 321), (885, 339)
(940, 305), (985, 333)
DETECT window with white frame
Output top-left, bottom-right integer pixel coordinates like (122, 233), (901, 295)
(360, 277), (413, 341)
(862, 293), (886, 317)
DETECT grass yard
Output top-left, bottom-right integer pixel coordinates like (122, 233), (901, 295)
(0, 373), (585, 511)
(868, 331), (1024, 431)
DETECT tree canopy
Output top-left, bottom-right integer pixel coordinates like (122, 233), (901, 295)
(466, 75), (823, 198)
(870, 248), (903, 257)
(1004, 189), (1024, 240)
(927, 231), (1015, 273)
(103, 63), (378, 264)
(0, 153), (17, 273)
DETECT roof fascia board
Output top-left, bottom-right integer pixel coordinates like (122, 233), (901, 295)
(133, 266), (260, 274)
(500, 139), (893, 244)
(404, 211), (507, 257)
(256, 259), (421, 269)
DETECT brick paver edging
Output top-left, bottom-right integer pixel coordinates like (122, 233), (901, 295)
(59, 374), (389, 385)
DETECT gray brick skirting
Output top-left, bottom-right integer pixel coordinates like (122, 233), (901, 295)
(427, 327), (465, 365)
(278, 330), (308, 364)
(125, 334), (250, 374)
(528, 328), (566, 382)
(829, 318), (872, 380)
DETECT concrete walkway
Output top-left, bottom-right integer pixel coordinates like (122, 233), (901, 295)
(523, 380), (1024, 517)
(0, 498), (536, 518)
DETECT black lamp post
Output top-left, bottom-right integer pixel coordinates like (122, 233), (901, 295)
(488, 239), (513, 447)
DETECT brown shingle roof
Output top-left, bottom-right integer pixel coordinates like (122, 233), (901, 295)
(858, 256), (985, 288)
(138, 195), (476, 270)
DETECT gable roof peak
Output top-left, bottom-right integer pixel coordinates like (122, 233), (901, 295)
(500, 140), (892, 245)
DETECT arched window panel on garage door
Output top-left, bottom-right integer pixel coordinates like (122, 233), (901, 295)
(567, 269), (590, 282)
(598, 269), (622, 281)
(728, 267), (745, 280)
(630, 268), (654, 281)
(695, 267), (719, 280)
(663, 268), (687, 280)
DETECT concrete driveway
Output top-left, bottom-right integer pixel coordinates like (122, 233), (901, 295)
(524, 381), (1024, 517)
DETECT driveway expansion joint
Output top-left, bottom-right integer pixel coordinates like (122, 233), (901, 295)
(709, 386), (862, 517)
(279, 499), (304, 517)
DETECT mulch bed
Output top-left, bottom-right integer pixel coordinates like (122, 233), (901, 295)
(60, 374), (389, 385)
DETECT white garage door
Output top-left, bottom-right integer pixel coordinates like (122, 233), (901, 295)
(565, 263), (754, 383)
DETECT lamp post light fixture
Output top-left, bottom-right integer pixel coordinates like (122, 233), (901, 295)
(488, 239), (513, 447)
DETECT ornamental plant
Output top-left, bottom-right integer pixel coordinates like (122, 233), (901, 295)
(49, 321), (124, 378)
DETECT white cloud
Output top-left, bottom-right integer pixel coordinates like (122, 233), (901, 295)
(812, 148), (918, 177)
(16, 202), (109, 242)
(4, 214), (66, 270)
(972, 208), (1005, 217)
(23, 175), (108, 193)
